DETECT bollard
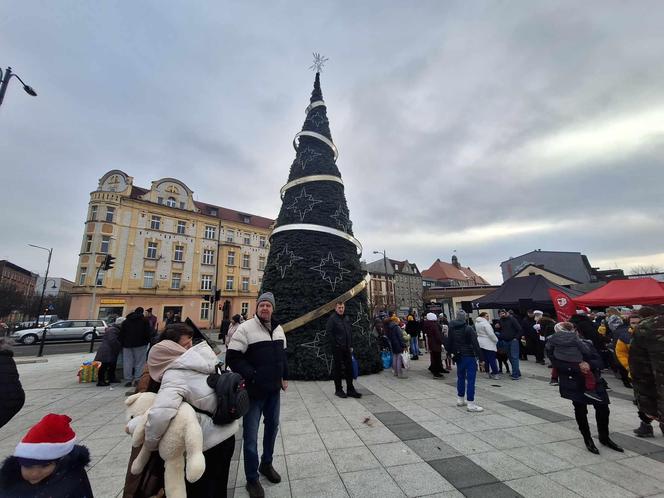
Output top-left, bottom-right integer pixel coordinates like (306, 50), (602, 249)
(37, 327), (47, 357)
(89, 325), (97, 354)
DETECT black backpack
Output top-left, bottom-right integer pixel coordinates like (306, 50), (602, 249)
(206, 366), (250, 425)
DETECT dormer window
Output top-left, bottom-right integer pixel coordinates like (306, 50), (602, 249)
(166, 197), (177, 208)
(243, 216), (251, 223)
(209, 208), (218, 216)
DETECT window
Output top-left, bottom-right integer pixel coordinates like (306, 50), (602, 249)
(84, 235), (93, 252)
(209, 208), (218, 216)
(179, 201), (185, 209)
(171, 273), (181, 289)
(259, 236), (266, 248)
(177, 220), (186, 235)
(258, 256), (266, 270)
(157, 196), (163, 205)
(79, 267), (87, 285)
(202, 249), (214, 265)
(204, 225), (216, 240)
(96, 270), (105, 286)
(241, 302), (249, 316)
(200, 301), (210, 320)
(151, 215), (161, 230)
(226, 230), (234, 243)
(242, 253), (251, 269)
(225, 276), (234, 291)
(100, 236), (110, 253)
(147, 242), (158, 259)
(105, 207), (115, 222)
(201, 275), (213, 290)
(90, 205), (98, 221)
(241, 277), (249, 292)
(243, 233), (251, 245)
(227, 251), (235, 266)
(174, 245), (184, 262)
(166, 197), (177, 208)
(143, 271), (155, 288)
(243, 216), (251, 223)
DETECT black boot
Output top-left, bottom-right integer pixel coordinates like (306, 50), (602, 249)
(633, 421), (654, 438)
(598, 437), (624, 452)
(584, 434), (599, 454)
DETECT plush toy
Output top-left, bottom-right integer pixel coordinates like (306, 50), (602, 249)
(125, 392), (205, 498)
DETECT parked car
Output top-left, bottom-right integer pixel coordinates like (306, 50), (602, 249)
(11, 320), (107, 345)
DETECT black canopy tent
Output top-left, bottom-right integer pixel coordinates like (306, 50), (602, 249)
(471, 275), (583, 311)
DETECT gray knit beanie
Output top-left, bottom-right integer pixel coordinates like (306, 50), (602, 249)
(455, 310), (467, 321)
(257, 292), (275, 308)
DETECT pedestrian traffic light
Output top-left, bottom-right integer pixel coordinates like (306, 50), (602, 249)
(102, 254), (115, 270)
(202, 294), (211, 302)
(214, 289), (221, 302)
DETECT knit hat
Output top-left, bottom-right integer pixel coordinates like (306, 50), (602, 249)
(426, 312), (437, 321)
(257, 292), (275, 308)
(14, 414), (76, 461)
(554, 322), (575, 333)
(606, 314), (623, 332)
(533, 310), (543, 316)
(455, 310), (467, 321)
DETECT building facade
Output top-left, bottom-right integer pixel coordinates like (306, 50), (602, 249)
(69, 170), (273, 329)
(364, 260), (396, 316)
(422, 255), (490, 288)
(389, 259), (422, 315)
(0, 260), (37, 296)
(34, 277), (74, 297)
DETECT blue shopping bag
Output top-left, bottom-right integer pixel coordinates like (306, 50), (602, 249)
(351, 353), (359, 379)
(381, 350), (392, 369)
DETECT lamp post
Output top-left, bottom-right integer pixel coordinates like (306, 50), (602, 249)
(28, 244), (52, 328)
(0, 67), (37, 108)
(373, 250), (392, 312)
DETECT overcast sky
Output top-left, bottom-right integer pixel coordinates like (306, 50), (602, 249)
(2, 1), (664, 285)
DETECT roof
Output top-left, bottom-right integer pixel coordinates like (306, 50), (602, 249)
(471, 274), (583, 310)
(388, 259), (421, 276)
(501, 250), (593, 283)
(0, 260), (36, 277)
(127, 186), (274, 230)
(511, 264), (581, 284)
(574, 278), (664, 306)
(422, 258), (489, 285)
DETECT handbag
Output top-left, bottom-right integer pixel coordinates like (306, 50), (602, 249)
(351, 353), (359, 379)
(400, 352), (410, 370)
(381, 350), (392, 369)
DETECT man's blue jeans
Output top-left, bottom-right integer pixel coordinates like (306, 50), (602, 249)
(243, 390), (280, 482)
(410, 336), (420, 356)
(456, 356), (478, 401)
(508, 339), (521, 378)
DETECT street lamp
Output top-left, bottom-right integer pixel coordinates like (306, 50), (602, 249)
(0, 67), (37, 108)
(28, 244), (52, 328)
(373, 250), (392, 312)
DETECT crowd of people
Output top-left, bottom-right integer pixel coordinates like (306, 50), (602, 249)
(1, 296), (663, 497)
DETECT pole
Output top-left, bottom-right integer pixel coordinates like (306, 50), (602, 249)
(30, 246), (52, 328)
(89, 263), (102, 319)
(382, 250), (392, 312)
(0, 67), (12, 108)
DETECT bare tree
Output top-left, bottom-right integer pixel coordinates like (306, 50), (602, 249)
(629, 264), (662, 275)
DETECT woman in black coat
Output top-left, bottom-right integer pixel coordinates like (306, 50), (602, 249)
(94, 318), (123, 386)
(0, 338), (25, 429)
(549, 325), (623, 454)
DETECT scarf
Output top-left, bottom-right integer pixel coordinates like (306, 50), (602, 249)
(147, 340), (186, 382)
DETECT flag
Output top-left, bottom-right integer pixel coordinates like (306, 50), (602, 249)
(548, 288), (576, 322)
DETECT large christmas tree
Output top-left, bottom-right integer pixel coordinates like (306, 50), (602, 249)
(261, 58), (382, 380)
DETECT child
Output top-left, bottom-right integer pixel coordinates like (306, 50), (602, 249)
(0, 413), (93, 497)
(545, 322), (601, 402)
(496, 339), (511, 375)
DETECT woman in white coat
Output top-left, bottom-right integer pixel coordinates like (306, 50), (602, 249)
(475, 312), (500, 379)
(144, 323), (239, 498)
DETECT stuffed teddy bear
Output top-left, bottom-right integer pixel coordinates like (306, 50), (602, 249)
(125, 392), (205, 498)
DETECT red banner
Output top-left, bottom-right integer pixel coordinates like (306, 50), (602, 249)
(548, 288), (576, 322)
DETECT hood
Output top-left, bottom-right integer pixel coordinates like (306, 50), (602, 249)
(475, 316), (488, 324)
(449, 318), (467, 329)
(1, 445), (90, 488)
(167, 341), (219, 375)
(549, 330), (579, 347)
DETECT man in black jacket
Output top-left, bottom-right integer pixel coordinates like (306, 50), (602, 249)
(119, 307), (152, 387)
(448, 310), (483, 412)
(499, 309), (523, 380)
(326, 301), (361, 399)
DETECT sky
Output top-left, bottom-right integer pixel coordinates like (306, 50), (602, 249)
(2, 1), (664, 285)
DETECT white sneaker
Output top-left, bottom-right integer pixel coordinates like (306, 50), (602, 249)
(456, 398), (467, 407)
(467, 403), (484, 412)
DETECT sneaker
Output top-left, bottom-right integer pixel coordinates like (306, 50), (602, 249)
(456, 398), (467, 407)
(467, 403), (484, 412)
(510, 376), (521, 381)
(335, 390), (347, 398)
(549, 379), (559, 386)
(490, 374), (501, 380)
(246, 479), (265, 497)
(347, 389), (362, 398)
(258, 462), (282, 483)
(633, 421), (654, 438)
(584, 390), (603, 402)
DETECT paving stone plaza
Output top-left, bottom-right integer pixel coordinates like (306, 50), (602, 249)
(3, 348), (664, 498)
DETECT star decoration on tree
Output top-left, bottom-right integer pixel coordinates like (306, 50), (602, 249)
(306, 109), (328, 129)
(310, 252), (351, 291)
(299, 330), (332, 374)
(330, 204), (351, 233)
(309, 52), (329, 73)
(296, 146), (323, 170)
(352, 302), (371, 337)
(286, 187), (323, 222)
(274, 244), (304, 279)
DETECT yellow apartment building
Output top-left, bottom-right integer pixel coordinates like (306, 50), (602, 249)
(69, 170), (273, 330)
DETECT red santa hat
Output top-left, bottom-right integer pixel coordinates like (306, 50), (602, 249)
(14, 414), (76, 461)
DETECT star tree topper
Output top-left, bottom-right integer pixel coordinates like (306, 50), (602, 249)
(309, 52), (329, 73)
(310, 251), (351, 291)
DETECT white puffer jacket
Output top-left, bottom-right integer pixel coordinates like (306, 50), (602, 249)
(475, 317), (498, 352)
(144, 341), (239, 451)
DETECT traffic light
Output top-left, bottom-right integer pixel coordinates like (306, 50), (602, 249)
(214, 289), (221, 302)
(202, 294), (211, 302)
(102, 254), (116, 270)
